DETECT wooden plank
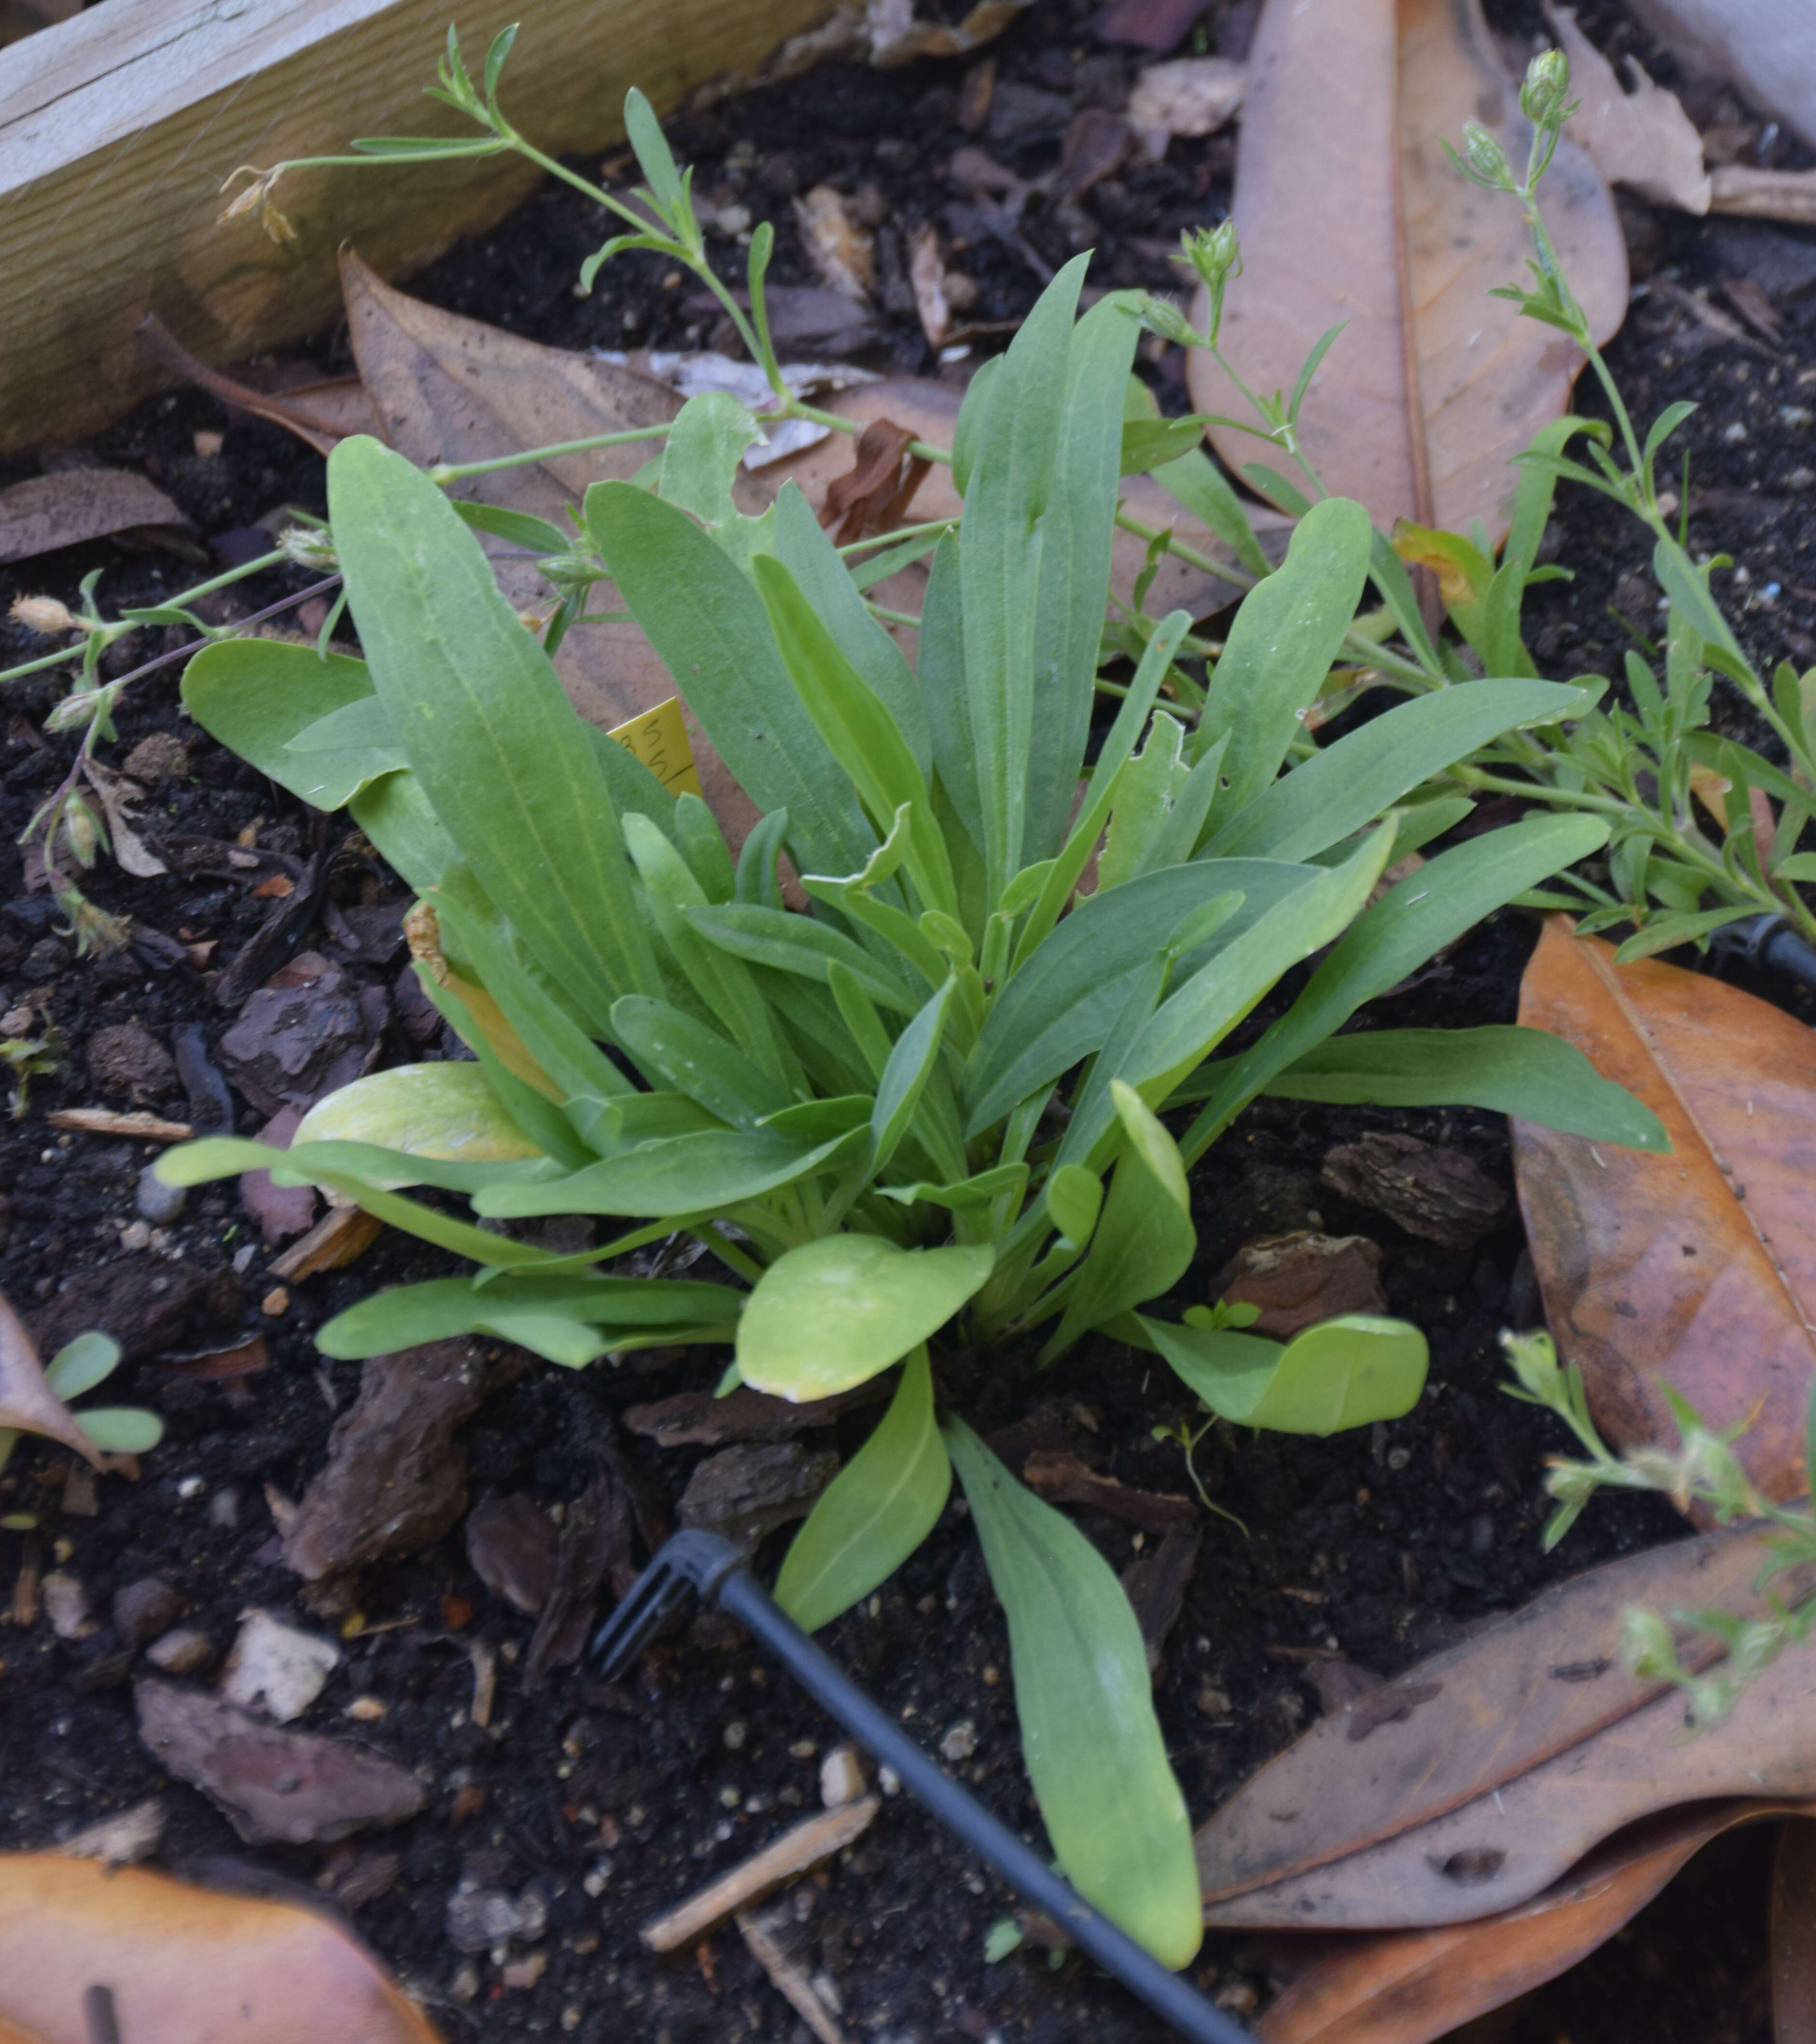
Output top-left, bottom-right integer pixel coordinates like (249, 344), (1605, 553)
(0, 0), (834, 453)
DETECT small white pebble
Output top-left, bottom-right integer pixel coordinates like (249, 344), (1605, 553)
(176, 1476), (204, 1500)
(820, 1744), (866, 1809)
(344, 1695), (388, 1722)
(718, 1785), (740, 1808)
(878, 1765), (901, 1797)
(1721, 422), (1748, 444)
(939, 1720), (978, 1763)
(723, 1719), (747, 1751)
(788, 1739), (817, 1760)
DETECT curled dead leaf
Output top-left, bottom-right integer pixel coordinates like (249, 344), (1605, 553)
(1513, 917), (1816, 1505)
(1548, 5), (1711, 215)
(1194, 0), (1626, 539)
(0, 1854), (440, 2044)
(0, 1286), (102, 1468)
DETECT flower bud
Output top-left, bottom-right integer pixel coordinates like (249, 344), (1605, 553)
(60, 795), (101, 870)
(9, 596), (76, 636)
(43, 688), (103, 735)
(1520, 48), (1572, 129)
(277, 524), (337, 571)
(1619, 1605), (1678, 1681)
(1459, 121), (1515, 190)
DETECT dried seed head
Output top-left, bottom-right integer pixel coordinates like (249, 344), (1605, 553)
(9, 596), (77, 636)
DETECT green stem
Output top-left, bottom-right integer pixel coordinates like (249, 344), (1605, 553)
(428, 423), (672, 484)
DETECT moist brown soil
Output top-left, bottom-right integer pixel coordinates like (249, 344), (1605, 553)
(2, 1), (1816, 2039)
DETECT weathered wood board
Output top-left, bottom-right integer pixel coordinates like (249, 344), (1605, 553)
(0, 0), (834, 453)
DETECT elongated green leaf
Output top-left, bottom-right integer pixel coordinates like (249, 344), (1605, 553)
(967, 859), (1317, 1135)
(942, 1419), (1200, 1969)
(1042, 1082), (1194, 1360)
(1098, 711), (1189, 892)
(285, 695), (397, 757)
(293, 1063), (546, 1180)
(1183, 1024), (1668, 1149)
(738, 1236), (993, 1399)
(329, 436), (659, 1032)
(1180, 814), (1612, 1158)
(1025, 293), (1143, 864)
(586, 480), (873, 878)
(610, 994), (790, 1127)
(408, 966), (594, 1171)
(1045, 1162), (1102, 1251)
(476, 1124), (865, 1219)
(182, 642), (398, 810)
(1194, 496), (1373, 810)
(775, 1350), (950, 1630)
(451, 500), (570, 556)
(316, 1270), (741, 1360)
(155, 1137), (559, 1265)
(1205, 680), (1587, 862)
(872, 978), (955, 1171)
(689, 902), (919, 1015)
(961, 255), (1089, 901)
(773, 485), (928, 776)
(659, 389), (762, 536)
(349, 768), (459, 893)
(878, 1162), (1028, 1211)
(1150, 445), (1273, 582)
(918, 534), (982, 853)
(1142, 1312), (1427, 1433)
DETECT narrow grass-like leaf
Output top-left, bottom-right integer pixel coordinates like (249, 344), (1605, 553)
(775, 1350), (950, 1631)
(943, 1419), (1201, 1968)
(689, 903), (919, 1015)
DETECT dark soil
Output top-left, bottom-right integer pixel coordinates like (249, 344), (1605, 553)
(2, 1), (1816, 2040)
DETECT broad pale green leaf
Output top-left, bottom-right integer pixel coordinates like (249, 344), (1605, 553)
(73, 1408), (165, 1454)
(293, 1064), (545, 1182)
(773, 484), (928, 777)
(1045, 1163), (1102, 1251)
(44, 1333), (121, 1403)
(406, 967), (593, 1171)
(1204, 680), (1587, 862)
(285, 695), (397, 756)
(1025, 294), (1143, 864)
(1143, 1312), (1427, 1434)
(738, 1236), (994, 1400)
(943, 1419), (1201, 1969)
(1180, 814), (1612, 1157)
(316, 1270), (741, 1361)
(328, 436), (660, 1033)
(476, 1123), (866, 1220)
(586, 480), (873, 878)
(1189, 1025), (1669, 1150)
(775, 1349), (950, 1630)
(349, 768), (459, 894)
(967, 858), (1317, 1135)
(659, 389), (762, 537)
(182, 641), (399, 810)
(1041, 1081), (1194, 1361)
(1194, 496), (1373, 810)
(1098, 711), (1189, 893)
(961, 255), (1089, 901)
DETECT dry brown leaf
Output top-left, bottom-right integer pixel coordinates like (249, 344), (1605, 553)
(1197, 1526), (1811, 1927)
(1624, 0), (1816, 155)
(1192, 0), (1627, 540)
(1775, 1821), (1816, 2044)
(0, 468), (187, 565)
(866, 0), (1032, 67)
(0, 1854), (441, 2043)
(1547, 6), (1710, 214)
(794, 186), (876, 303)
(1127, 56), (1247, 153)
(1253, 1800), (1815, 2044)
(0, 1286), (101, 1468)
(820, 417), (932, 544)
(1709, 166), (1816, 226)
(1512, 918), (1816, 1504)
(136, 315), (381, 457)
(908, 224), (954, 348)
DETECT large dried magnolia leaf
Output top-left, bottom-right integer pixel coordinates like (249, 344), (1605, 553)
(0, 1855), (440, 2044)
(1190, 0), (1627, 540)
(1254, 1799), (1815, 2044)
(1513, 917), (1816, 1505)
(1197, 1527), (1816, 1929)
(0, 1288), (100, 1467)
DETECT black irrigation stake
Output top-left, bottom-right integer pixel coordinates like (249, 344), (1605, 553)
(1709, 913), (1816, 1000)
(591, 1530), (1258, 2044)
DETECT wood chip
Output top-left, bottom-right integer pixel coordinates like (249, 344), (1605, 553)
(737, 1905), (850, 2044)
(267, 1205), (384, 1281)
(1709, 166), (1816, 226)
(52, 1797), (166, 1865)
(642, 1796), (880, 1952)
(45, 1108), (193, 1142)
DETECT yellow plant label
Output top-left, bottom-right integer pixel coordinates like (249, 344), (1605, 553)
(607, 695), (702, 800)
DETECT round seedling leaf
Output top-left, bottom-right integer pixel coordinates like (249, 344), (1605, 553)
(1246, 1314), (1427, 1434)
(73, 1407), (165, 1455)
(738, 1236), (994, 1400)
